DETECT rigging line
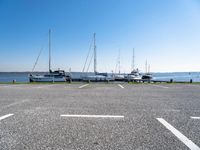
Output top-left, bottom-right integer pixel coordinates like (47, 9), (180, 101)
(82, 36), (93, 72)
(31, 30), (49, 73)
(114, 49), (120, 74)
(132, 48), (135, 71)
(115, 57), (118, 74)
(86, 51), (94, 73)
(32, 47), (43, 72)
(118, 49), (120, 74)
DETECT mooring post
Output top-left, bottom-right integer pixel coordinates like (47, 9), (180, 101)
(106, 80), (109, 84)
(190, 79), (192, 83)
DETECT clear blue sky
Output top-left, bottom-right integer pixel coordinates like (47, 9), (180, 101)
(0, 0), (200, 72)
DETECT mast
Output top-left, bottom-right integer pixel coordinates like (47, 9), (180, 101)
(132, 48), (135, 71)
(49, 29), (51, 72)
(148, 64), (150, 74)
(145, 60), (147, 74)
(118, 49), (120, 74)
(94, 33), (97, 74)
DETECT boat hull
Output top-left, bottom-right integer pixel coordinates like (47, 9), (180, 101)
(29, 75), (67, 82)
(82, 75), (114, 82)
(142, 74), (152, 80)
(114, 74), (125, 81)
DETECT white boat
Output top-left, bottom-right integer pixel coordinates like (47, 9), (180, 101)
(114, 49), (125, 81)
(125, 49), (142, 81)
(29, 29), (71, 82)
(125, 69), (142, 81)
(114, 74), (125, 81)
(29, 70), (70, 82)
(82, 74), (107, 81)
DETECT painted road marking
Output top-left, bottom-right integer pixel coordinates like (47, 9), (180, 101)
(61, 114), (124, 118)
(118, 84), (124, 89)
(2, 99), (29, 109)
(157, 118), (200, 150)
(0, 85), (11, 88)
(150, 84), (169, 89)
(34, 85), (54, 89)
(187, 85), (200, 88)
(0, 114), (14, 121)
(79, 84), (89, 89)
(191, 117), (200, 119)
(0, 85), (21, 88)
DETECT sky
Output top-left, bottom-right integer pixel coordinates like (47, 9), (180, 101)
(0, 0), (200, 73)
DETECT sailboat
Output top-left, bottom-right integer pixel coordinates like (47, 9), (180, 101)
(114, 49), (125, 81)
(29, 29), (71, 82)
(125, 48), (142, 81)
(82, 33), (114, 82)
(142, 60), (152, 80)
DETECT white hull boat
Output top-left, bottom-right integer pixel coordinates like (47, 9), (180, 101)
(29, 29), (71, 82)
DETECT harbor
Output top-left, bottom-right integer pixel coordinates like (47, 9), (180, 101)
(7, 30), (195, 84)
(1, 0), (200, 149)
(26, 30), (155, 83)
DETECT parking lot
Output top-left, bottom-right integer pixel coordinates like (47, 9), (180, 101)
(0, 83), (200, 150)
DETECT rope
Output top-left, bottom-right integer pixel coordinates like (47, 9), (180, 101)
(31, 47), (43, 72)
(86, 51), (94, 72)
(82, 36), (93, 72)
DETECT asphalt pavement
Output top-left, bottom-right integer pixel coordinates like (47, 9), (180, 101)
(0, 83), (200, 150)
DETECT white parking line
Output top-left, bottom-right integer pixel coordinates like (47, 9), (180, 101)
(118, 84), (124, 89)
(2, 99), (29, 109)
(0, 85), (10, 88)
(79, 84), (89, 89)
(0, 114), (14, 121)
(34, 85), (54, 89)
(191, 117), (200, 119)
(61, 114), (124, 118)
(187, 85), (200, 88)
(150, 84), (169, 89)
(0, 85), (21, 88)
(157, 118), (200, 150)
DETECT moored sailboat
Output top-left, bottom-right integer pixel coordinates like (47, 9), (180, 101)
(114, 49), (125, 81)
(125, 48), (142, 81)
(142, 60), (152, 80)
(29, 29), (71, 82)
(82, 33), (114, 82)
